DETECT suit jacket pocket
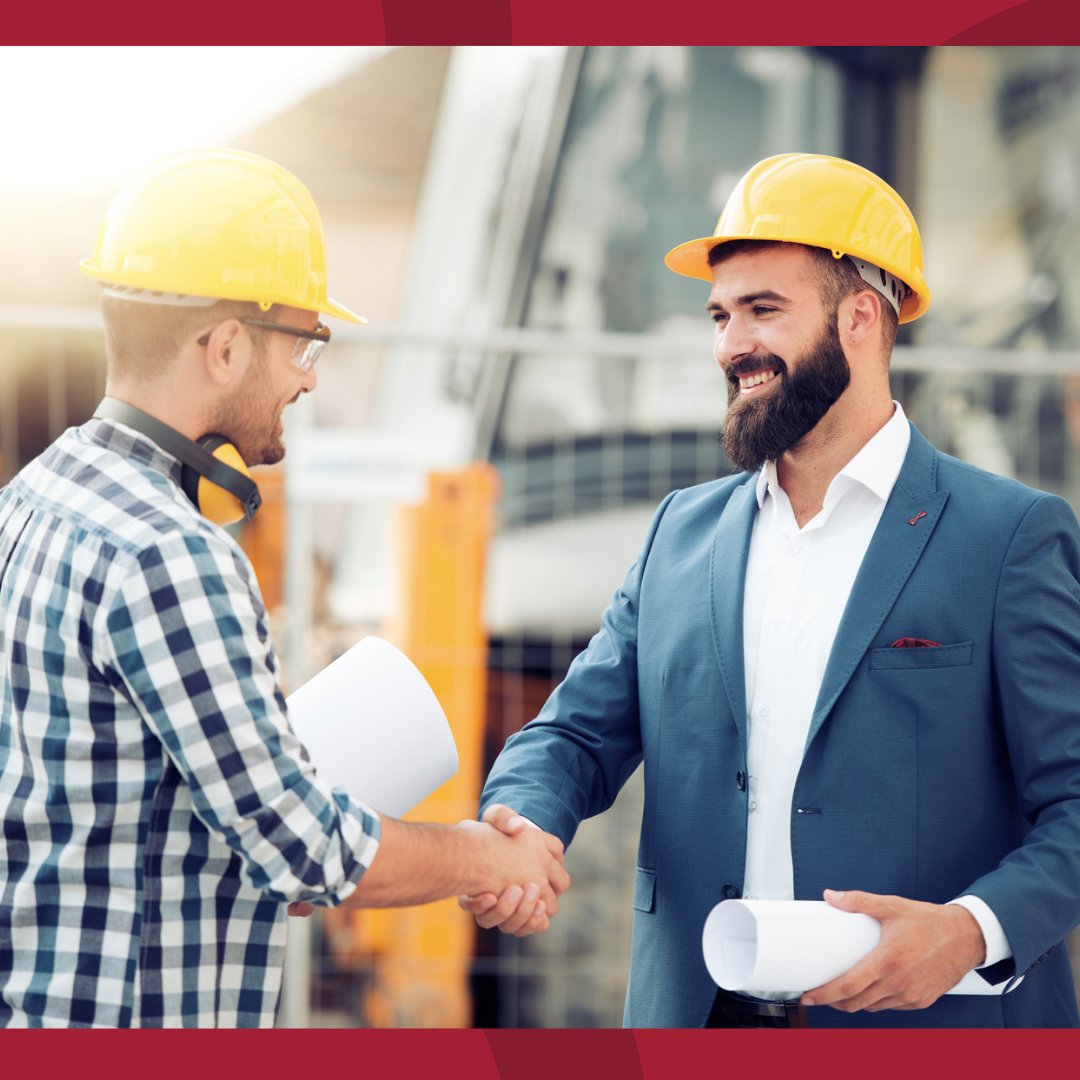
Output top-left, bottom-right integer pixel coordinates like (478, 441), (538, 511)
(634, 867), (656, 913)
(869, 641), (974, 670)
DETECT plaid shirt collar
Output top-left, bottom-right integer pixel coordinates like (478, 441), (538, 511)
(83, 415), (185, 490)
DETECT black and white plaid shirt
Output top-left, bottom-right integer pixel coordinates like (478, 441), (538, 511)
(0, 418), (380, 1027)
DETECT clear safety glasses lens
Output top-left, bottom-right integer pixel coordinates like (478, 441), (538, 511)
(290, 336), (326, 372)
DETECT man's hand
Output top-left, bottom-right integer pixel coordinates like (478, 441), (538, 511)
(801, 889), (987, 1012)
(288, 902), (315, 918)
(337, 806), (568, 911)
(456, 806), (569, 929)
(457, 804), (564, 937)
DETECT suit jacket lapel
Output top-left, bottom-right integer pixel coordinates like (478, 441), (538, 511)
(709, 475), (759, 751)
(805, 425), (949, 755)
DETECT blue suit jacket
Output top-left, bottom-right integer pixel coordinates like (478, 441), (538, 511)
(482, 425), (1080, 1028)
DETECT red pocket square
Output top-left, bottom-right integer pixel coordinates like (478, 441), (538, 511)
(890, 637), (943, 648)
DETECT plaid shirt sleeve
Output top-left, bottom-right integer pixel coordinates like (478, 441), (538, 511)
(102, 527), (380, 905)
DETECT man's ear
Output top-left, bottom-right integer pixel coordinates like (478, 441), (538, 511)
(202, 319), (248, 388)
(841, 289), (883, 349)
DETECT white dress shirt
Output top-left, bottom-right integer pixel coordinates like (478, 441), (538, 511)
(741, 401), (1012, 996)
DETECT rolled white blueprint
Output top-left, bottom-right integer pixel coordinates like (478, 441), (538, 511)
(702, 899), (1013, 997)
(286, 636), (458, 819)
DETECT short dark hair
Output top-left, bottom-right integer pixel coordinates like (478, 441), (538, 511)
(100, 295), (281, 382)
(707, 239), (899, 357)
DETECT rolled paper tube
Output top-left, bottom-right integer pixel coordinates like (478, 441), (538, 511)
(702, 899), (1013, 997)
(286, 636), (459, 819)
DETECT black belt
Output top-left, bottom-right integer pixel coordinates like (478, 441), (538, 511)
(706, 988), (810, 1028)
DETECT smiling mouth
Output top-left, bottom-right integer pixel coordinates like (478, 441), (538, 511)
(738, 369), (779, 393)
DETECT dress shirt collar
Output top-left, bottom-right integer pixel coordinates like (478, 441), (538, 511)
(754, 400), (911, 511)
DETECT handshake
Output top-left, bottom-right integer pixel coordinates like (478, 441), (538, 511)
(456, 805), (565, 937)
(289, 803), (568, 934)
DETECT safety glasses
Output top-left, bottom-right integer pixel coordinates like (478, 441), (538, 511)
(197, 318), (332, 372)
(240, 318), (331, 372)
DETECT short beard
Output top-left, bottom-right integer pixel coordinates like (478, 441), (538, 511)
(721, 317), (851, 474)
(208, 348), (285, 467)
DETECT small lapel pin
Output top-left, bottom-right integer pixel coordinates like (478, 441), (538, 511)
(907, 511), (927, 526)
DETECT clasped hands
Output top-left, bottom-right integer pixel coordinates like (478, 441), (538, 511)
(457, 804), (562, 937)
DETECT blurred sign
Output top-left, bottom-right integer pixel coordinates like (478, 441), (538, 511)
(285, 428), (455, 503)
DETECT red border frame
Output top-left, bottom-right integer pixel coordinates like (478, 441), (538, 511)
(6, 0), (1078, 44)
(0, 1027), (1077, 1076)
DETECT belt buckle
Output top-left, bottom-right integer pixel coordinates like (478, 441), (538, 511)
(781, 998), (810, 1029)
(708, 989), (810, 1029)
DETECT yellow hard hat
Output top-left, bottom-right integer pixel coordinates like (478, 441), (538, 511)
(665, 153), (930, 323)
(80, 148), (365, 323)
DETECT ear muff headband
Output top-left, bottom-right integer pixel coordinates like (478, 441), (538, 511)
(93, 397), (262, 525)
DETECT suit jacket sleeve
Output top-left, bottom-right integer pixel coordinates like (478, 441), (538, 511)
(480, 491), (679, 847)
(965, 492), (1080, 977)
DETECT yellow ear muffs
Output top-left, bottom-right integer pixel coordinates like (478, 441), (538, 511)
(193, 439), (255, 527)
(93, 398), (262, 526)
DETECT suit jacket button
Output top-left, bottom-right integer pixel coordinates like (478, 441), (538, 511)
(722, 884), (740, 899)
(736, 771), (746, 791)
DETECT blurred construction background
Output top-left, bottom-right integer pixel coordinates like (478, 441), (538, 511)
(4, 45), (1080, 1027)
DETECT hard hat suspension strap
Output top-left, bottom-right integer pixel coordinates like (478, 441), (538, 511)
(101, 284), (220, 307)
(843, 256), (911, 319)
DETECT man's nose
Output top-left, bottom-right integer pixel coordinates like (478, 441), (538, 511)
(715, 312), (758, 368)
(301, 366), (318, 394)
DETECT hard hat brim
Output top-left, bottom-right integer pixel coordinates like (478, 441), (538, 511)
(663, 236), (930, 324)
(322, 296), (368, 324)
(663, 237), (724, 283)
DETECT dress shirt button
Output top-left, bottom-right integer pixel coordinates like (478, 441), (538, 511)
(771, 619), (783, 630)
(757, 707), (769, 720)
(722, 884), (740, 900)
(736, 770), (746, 791)
(787, 546), (798, 556)
(748, 801), (757, 812)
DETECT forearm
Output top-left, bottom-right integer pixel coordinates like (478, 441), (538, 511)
(341, 815), (567, 910)
(482, 675), (644, 846)
(342, 816), (479, 908)
(481, 514), (656, 843)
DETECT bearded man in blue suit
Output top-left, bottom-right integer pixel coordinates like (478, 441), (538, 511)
(463, 154), (1080, 1028)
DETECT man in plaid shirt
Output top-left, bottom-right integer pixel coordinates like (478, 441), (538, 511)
(0, 150), (567, 1027)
